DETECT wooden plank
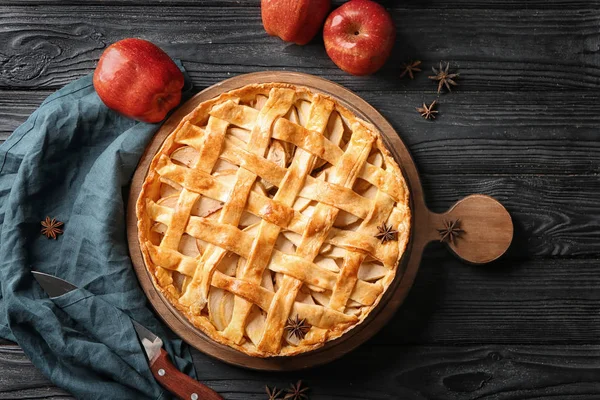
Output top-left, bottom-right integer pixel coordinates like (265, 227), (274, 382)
(385, 256), (600, 344)
(2, 91), (599, 175)
(1, 343), (599, 399)
(0, 91), (49, 140)
(358, 91), (600, 175)
(195, 344), (600, 399)
(0, 345), (71, 399)
(3, 0), (600, 9)
(0, 6), (598, 92)
(396, 0), (600, 8)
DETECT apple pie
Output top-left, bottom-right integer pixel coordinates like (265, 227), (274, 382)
(136, 82), (411, 357)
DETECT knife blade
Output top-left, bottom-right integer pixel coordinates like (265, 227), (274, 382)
(131, 320), (163, 365)
(32, 271), (77, 297)
(32, 271), (223, 400)
(31, 272), (164, 364)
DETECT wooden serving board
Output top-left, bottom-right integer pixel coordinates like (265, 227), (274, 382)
(126, 71), (513, 371)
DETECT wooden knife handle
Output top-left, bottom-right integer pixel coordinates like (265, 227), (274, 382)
(150, 348), (223, 400)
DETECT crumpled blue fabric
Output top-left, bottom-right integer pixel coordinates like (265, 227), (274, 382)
(0, 66), (197, 399)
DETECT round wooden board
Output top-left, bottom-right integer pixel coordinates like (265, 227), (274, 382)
(127, 71), (512, 370)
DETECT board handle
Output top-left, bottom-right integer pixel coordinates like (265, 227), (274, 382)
(424, 194), (513, 264)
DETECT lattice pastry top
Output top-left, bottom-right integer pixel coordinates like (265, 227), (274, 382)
(136, 83), (411, 357)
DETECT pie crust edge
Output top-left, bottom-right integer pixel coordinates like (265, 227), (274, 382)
(136, 82), (411, 357)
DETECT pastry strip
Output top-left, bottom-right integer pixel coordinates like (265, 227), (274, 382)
(257, 122), (374, 353)
(179, 88), (296, 311)
(223, 95), (336, 344)
(211, 102), (406, 202)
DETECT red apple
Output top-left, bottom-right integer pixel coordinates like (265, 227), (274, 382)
(261, 0), (331, 45)
(323, 0), (395, 75)
(93, 38), (184, 123)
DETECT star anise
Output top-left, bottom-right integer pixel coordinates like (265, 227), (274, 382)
(375, 223), (398, 243)
(266, 385), (284, 400)
(438, 219), (464, 244)
(284, 315), (311, 341)
(416, 100), (438, 120)
(284, 380), (309, 400)
(41, 217), (64, 239)
(428, 62), (459, 93)
(400, 60), (422, 79)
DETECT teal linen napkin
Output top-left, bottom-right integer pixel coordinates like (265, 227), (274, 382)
(0, 68), (197, 399)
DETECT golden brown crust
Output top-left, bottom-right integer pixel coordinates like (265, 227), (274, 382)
(136, 83), (411, 357)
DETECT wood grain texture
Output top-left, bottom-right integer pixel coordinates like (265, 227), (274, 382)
(3, 0), (600, 10)
(383, 256), (600, 344)
(0, 345), (71, 399)
(1, 343), (599, 400)
(433, 194), (513, 264)
(0, 6), (598, 92)
(0, 91), (49, 139)
(194, 344), (600, 400)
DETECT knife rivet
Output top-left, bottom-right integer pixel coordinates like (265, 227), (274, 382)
(158, 369), (165, 376)
(191, 394), (198, 400)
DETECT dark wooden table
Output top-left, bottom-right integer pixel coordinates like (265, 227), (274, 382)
(1, 1), (599, 399)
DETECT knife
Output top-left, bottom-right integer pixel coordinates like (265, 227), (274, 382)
(32, 271), (223, 400)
